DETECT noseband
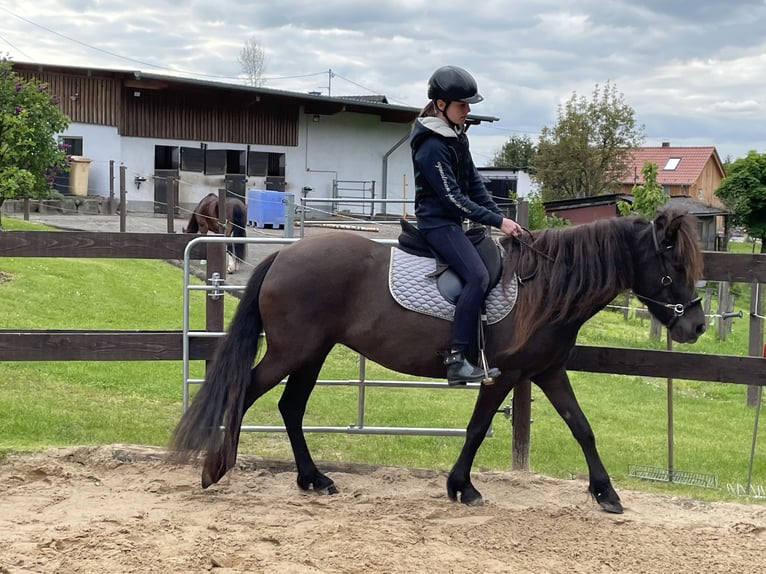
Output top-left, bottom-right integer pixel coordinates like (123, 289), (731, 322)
(633, 221), (702, 329)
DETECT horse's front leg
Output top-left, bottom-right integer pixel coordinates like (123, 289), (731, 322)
(448, 378), (514, 506)
(534, 367), (623, 514)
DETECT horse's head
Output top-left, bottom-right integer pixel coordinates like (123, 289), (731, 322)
(631, 208), (706, 344)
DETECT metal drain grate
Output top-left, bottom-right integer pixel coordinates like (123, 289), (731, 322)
(727, 483), (766, 499)
(628, 464), (718, 489)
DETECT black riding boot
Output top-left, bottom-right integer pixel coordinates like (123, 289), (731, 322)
(443, 352), (500, 386)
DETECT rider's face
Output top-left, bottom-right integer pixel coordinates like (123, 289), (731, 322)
(437, 100), (470, 126)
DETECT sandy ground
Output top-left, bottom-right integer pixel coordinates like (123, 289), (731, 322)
(1, 445), (765, 574)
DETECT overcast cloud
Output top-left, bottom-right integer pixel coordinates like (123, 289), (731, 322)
(1, 0), (764, 165)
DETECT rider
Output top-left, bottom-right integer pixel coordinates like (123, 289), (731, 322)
(410, 65), (522, 385)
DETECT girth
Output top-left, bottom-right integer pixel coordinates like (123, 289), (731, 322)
(397, 219), (503, 304)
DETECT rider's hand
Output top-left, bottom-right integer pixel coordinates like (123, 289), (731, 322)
(499, 217), (522, 237)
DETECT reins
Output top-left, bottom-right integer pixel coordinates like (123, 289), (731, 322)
(510, 228), (554, 284)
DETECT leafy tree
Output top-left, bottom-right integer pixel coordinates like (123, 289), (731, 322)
(490, 134), (537, 169)
(715, 150), (766, 253)
(617, 161), (668, 218)
(533, 82), (644, 201)
(0, 57), (70, 227)
(526, 191), (569, 230)
(238, 36), (267, 87)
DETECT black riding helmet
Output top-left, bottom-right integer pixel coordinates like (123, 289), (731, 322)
(427, 66), (483, 104)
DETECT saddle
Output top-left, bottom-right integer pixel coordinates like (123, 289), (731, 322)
(397, 219), (503, 304)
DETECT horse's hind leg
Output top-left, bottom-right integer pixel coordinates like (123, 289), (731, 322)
(201, 354), (288, 488)
(278, 355), (338, 495)
(534, 368), (623, 514)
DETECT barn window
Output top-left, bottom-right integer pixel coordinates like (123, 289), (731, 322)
(247, 151), (285, 177)
(59, 136), (83, 156)
(268, 152), (285, 177)
(180, 147), (204, 172)
(154, 145), (178, 170)
(205, 149), (226, 175)
(247, 151), (268, 176)
(227, 150), (246, 174)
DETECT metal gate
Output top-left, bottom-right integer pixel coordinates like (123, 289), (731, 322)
(181, 234), (489, 437)
(332, 179), (376, 218)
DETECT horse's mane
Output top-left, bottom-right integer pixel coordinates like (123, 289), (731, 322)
(500, 207), (702, 355)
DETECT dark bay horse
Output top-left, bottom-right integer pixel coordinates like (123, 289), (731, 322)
(171, 207), (706, 514)
(184, 193), (247, 273)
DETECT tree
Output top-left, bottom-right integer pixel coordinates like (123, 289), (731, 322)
(490, 134), (537, 169)
(617, 161), (668, 218)
(715, 150), (766, 253)
(0, 57), (70, 227)
(238, 36), (266, 87)
(526, 191), (569, 230)
(533, 82), (644, 201)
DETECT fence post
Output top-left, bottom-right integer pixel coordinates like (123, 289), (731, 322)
(105, 160), (115, 216)
(119, 164), (127, 232)
(166, 177), (176, 233)
(717, 281), (731, 339)
(512, 199), (531, 471)
(205, 193), (226, 378)
(747, 282), (764, 406)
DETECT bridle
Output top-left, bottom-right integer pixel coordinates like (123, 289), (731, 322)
(632, 220), (702, 329)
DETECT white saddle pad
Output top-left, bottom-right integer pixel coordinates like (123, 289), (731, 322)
(388, 247), (517, 324)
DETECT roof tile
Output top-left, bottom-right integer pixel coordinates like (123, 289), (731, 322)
(622, 147), (719, 186)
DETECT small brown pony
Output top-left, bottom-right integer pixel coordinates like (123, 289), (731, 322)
(184, 193), (247, 273)
(171, 207), (706, 514)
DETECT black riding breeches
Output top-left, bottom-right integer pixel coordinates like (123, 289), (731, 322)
(421, 224), (489, 353)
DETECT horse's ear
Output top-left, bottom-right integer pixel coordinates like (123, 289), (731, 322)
(653, 210), (685, 246)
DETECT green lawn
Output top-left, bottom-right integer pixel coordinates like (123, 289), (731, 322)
(1, 215), (763, 504)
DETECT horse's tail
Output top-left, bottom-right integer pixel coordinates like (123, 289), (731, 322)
(230, 200), (247, 261)
(169, 250), (278, 462)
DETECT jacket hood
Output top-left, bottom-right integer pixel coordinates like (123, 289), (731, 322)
(410, 117), (463, 151)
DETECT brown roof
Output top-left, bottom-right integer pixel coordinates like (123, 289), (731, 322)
(622, 146), (723, 186)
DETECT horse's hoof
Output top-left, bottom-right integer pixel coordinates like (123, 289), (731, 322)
(447, 479), (484, 506)
(598, 499), (624, 514)
(461, 490), (484, 506)
(201, 454), (230, 489)
(201, 468), (215, 489)
(297, 472), (337, 495)
(317, 483), (338, 495)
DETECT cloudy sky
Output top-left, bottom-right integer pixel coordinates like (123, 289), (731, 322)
(2, 0), (764, 166)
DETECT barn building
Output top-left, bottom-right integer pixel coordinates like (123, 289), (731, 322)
(12, 61), (498, 218)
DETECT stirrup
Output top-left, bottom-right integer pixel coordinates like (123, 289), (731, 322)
(444, 352), (500, 386)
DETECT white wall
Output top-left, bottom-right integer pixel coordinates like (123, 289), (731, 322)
(476, 167), (538, 199)
(295, 111), (414, 218)
(60, 123), (120, 197)
(60, 110), (416, 215)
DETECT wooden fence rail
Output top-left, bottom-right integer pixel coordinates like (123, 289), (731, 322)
(0, 231), (763, 383)
(1, 229), (765, 471)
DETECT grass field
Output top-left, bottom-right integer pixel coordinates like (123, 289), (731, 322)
(1, 215), (763, 504)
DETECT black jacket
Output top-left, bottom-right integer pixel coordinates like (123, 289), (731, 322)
(410, 117), (503, 231)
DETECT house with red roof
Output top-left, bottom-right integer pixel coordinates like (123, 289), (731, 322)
(618, 144), (726, 210)
(544, 144), (730, 249)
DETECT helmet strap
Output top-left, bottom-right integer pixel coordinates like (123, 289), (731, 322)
(435, 100), (461, 130)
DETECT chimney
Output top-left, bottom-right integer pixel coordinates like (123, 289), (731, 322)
(661, 141), (670, 147)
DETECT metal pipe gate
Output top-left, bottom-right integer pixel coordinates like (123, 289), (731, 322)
(182, 235), (490, 438)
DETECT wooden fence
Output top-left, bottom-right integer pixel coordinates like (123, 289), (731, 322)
(1, 229), (764, 468)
